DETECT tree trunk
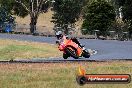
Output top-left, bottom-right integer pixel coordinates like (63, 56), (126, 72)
(30, 14), (38, 34)
(64, 24), (69, 35)
(128, 27), (132, 40)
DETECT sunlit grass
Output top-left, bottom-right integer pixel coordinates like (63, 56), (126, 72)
(0, 61), (132, 88)
(0, 39), (62, 60)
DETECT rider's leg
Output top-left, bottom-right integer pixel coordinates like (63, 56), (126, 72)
(71, 38), (83, 47)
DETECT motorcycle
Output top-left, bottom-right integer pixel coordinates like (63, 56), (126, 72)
(56, 38), (91, 59)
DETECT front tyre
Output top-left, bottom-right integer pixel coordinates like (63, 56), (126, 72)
(82, 50), (90, 58)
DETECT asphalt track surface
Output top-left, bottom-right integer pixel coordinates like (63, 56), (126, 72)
(0, 33), (132, 62)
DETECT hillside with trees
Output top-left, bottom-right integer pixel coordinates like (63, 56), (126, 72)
(0, 0), (131, 39)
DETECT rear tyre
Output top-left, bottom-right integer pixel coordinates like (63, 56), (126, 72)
(63, 53), (69, 59)
(65, 46), (79, 59)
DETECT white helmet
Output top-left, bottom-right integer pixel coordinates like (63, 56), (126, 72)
(56, 31), (62, 36)
(56, 31), (63, 39)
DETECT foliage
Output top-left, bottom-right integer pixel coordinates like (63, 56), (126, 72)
(121, 0), (132, 38)
(122, 0), (132, 21)
(82, 0), (116, 36)
(0, 5), (15, 32)
(0, 0), (51, 18)
(0, 0), (14, 12)
(52, 0), (83, 34)
(114, 0), (125, 6)
(0, 0), (52, 34)
(0, 7), (13, 23)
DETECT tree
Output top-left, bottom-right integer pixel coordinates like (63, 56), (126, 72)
(0, 1), (15, 32)
(52, 0), (83, 34)
(0, 0), (52, 34)
(82, 0), (116, 36)
(110, 0), (124, 17)
(122, 0), (132, 39)
(0, 7), (13, 23)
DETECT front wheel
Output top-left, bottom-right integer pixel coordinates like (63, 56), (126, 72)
(82, 50), (90, 58)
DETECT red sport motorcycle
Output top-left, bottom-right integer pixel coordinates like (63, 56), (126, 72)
(56, 38), (90, 59)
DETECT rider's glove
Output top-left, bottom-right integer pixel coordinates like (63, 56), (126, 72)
(56, 40), (60, 44)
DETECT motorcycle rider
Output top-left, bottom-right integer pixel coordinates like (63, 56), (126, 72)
(55, 31), (92, 59)
(55, 31), (84, 48)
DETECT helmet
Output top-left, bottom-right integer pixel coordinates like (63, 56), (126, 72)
(56, 31), (63, 39)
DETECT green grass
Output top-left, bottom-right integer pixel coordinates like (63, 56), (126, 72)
(0, 61), (132, 88)
(0, 39), (61, 60)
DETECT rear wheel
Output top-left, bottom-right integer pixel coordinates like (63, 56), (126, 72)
(65, 46), (79, 59)
(63, 53), (69, 59)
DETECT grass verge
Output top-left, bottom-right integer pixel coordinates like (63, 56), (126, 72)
(0, 39), (61, 60)
(0, 61), (132, 88)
